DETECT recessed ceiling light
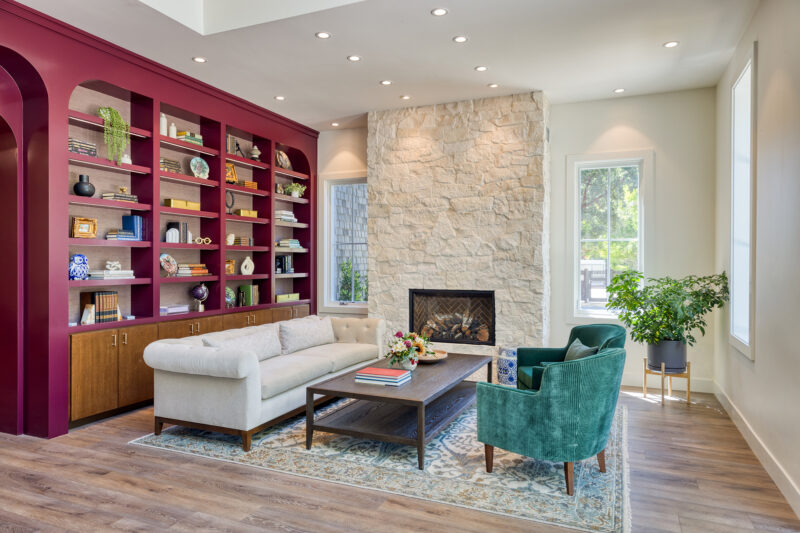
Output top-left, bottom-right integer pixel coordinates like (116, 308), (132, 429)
(274, 95), (285, 101)
(380, 80), (392, 86)
(400, 95), (411, 100)
(347, 55), (361, 62)
(613, 88), (625, 94)
(331, 122), (340, 127)
(431, 8), (448, 16)
(488, 83), (499, 88)
(315, 32), (331, 39)
(453, 36), (468, 43)
(663, 41), (679, 48)
(192, 56), (207, 63)
(474, 66), (488, 72)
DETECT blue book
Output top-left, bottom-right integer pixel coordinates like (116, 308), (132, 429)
(122, 215), (143, 241)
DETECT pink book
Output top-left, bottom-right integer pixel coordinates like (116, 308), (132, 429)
(356, 367), (409, 377)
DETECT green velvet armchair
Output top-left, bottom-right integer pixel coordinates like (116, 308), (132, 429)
(517, 324), (626, 391)
(477, 346), (626, 495)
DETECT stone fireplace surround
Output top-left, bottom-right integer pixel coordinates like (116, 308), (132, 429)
(367, 92), (550, 356)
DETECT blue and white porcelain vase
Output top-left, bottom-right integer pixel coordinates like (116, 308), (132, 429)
(497, 346), (518, 386)
(69, 254), (89, 280)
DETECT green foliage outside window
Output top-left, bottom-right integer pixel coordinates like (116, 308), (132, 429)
(337, 258), (368, 302)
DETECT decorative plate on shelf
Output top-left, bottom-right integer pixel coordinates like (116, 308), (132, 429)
(275, 150), (292, 170)
(418, 350), (448, 364)
(189, 156), (210, 179)
(159, 253), (178, 276)
(225, 286), (236, 307)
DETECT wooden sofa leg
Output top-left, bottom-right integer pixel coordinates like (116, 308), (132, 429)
(154, 418), (163, 436)
(598, 449), (606, 473)
(484, 444), (494, 473)
(241, 431), (252, 452)
(564, 462), (574, 495)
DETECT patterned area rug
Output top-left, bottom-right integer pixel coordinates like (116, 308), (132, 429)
(131, 402), (629, 532)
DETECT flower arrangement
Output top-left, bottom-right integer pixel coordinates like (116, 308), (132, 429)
(386, 331), (434, 368)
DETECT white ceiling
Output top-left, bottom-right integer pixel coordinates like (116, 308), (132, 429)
(20, 0), (757, 131)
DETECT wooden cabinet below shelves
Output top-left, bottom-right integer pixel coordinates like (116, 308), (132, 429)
(70, 330), (119, 421)
(272, 307), (292, 322)
(195, 316), (222, 335)
(118, 324), (158, 406)
(223, 311), (253, 330)
(293, 304), (310, 318)
(253, 309), (274, 325)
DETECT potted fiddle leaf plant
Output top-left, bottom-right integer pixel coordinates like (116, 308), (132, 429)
(98, 106), (130, 165)
(283, 182), (307, 198)
(606, 270), (729, 373)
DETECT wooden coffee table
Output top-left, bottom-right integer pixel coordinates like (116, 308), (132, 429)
(305, 353), (492, 470)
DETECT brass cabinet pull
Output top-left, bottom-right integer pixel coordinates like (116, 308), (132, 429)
(251, 313), (256, 324)
(190, 323), (195, 335)
(196, 321), (201, 333)
(246, 315), (251, 325)
(122, 332), (128, 345)
(112, 334), (117, 347)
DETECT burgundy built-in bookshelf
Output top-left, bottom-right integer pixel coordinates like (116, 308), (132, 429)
(66, 83), (315, 332)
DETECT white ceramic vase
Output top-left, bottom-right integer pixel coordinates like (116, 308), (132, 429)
(401, 358), (418, 371)
(160, 112), (168, 135)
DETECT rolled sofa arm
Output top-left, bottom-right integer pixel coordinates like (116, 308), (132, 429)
(143, 340), (259, 379)
(330, 317), (387, 347)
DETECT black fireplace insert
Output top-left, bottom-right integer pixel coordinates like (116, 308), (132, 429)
(409, 289), (495, 346)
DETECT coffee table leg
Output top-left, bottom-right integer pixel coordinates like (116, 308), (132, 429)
(305, 389), (314, 450)
(417, 404), (425, 470)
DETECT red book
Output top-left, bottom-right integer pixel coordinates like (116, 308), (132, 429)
(356, 367), (409, 377)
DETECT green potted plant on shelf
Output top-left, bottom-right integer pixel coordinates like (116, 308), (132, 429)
(283, 183), (307, 198)
(606, 270), (729, 373)
(97, 106), (130, 165)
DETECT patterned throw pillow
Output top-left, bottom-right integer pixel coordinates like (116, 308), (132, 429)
(564, 338), (599, 361)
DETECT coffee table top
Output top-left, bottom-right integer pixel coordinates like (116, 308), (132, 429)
(307, 353), (492, 406)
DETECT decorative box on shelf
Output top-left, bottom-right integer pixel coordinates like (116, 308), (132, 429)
(164, 199), (201, 211)
(234, 209), (258, 218)
(276, 293), (300, 303)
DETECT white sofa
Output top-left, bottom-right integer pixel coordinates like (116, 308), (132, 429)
(143, 315), (385, 450)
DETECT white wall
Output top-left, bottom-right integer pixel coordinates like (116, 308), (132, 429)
(549, 88), (718, 391)
(714, 0), (800, 515)
(317, 128), (368, 316)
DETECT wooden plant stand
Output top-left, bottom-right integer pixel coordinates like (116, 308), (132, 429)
(643, 357), (691, 405)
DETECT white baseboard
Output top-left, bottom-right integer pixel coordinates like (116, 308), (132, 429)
(621, 371), (715, 393)
(714, 384), (800, 519)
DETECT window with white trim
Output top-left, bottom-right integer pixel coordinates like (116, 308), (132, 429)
(325, 178), (368, 307)
(575, 161), (642, 315)
(730, 53), (755, 356)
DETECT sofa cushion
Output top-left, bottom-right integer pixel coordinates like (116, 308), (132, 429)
(518, 365), (544, 390)
(290, 343), (378, 372)
(259, 354), (333, 399)
(564, 338), (598, 361)
(279, 315), (335, 354)
(201, 323), (281, 361)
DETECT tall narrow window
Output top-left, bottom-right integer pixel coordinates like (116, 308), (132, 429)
(576, 162), (641, 314)
(328, 179), (368, 305)
(730, 53), (755, 356)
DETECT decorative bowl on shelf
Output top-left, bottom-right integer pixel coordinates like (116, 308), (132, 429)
(418, 349), (448, 364)
(190, 156), (209, 179)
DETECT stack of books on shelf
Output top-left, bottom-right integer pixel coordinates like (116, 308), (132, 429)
(105, 229), (137, 241)
(243, 181), (258, 190)
(275, 255), (293, 274)
(177, 131), (203, 146)
(80, 291), (119, 323)
(160, 304), (190, 316)
(88, 269), (135, 280)
(101, 190), (138, 203)
(238, 284), (259, 306)
(233, 237), (253, 246)
(277, 238), (301, 249)
(276, 210), (297, 223)
(177, 263), (209, 277)
(354, 367), (411, 387)
(160, 157), (182, 174)
(105, 215), (144, 241)
(68, 138), (97, 157)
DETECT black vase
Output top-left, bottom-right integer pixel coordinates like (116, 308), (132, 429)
(73, 174), (95, 197)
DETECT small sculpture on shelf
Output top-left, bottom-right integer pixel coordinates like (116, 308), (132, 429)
(105, 260), (122, 271)
(69, 254), (89, 280)
(225, 190), (235, 214)
(73, 174), (95, 197)
(240, 256), (255, 275)
(249, 144), (261, 161)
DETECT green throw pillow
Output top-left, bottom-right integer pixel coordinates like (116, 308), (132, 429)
(564, 338), (598, 361)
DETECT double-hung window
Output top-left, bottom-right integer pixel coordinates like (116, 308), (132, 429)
(323, 178), (368, 310)
(571, 156), (645, 317)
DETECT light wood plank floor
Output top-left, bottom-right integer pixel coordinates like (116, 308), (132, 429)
(1, 388), (798, 532)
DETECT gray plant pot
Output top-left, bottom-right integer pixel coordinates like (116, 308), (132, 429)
(647, 340), (687, 374)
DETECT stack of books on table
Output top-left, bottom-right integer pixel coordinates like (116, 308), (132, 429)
(278, 238), (301, 249)
(88, 269), (135, 280)
(177, 263), (209, 277)
(101, 191), (138, 203)
(68, 138), (97, 157)
(276, 210), (297, 223)
(160, 304), (189, 316)
(355, 367), (412, 387)
(177, 131), (203, 146)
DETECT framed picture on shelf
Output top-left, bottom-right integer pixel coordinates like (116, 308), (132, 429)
(71, 216), (97, 239)
(225, 162), (238, 184)
(225, 259), (236, 275)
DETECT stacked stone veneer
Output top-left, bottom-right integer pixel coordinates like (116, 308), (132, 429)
(367, 92), (550, 353)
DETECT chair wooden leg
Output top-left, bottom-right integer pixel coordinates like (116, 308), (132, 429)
(564, 462), (574, 495)
(154, 418), (163, 435)
(241, 430), (252, 452)
(660, 362), (666, 405)
(597, 449), (606, 473)
(484, 444), (494, 473)
(642, 357), (647, 398)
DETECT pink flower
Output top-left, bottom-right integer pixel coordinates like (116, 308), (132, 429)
(395, 331), (403, 338)
(405, 340), (412, 347)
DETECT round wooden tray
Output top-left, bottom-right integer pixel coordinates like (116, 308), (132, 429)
(418, 350), (448, 364)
